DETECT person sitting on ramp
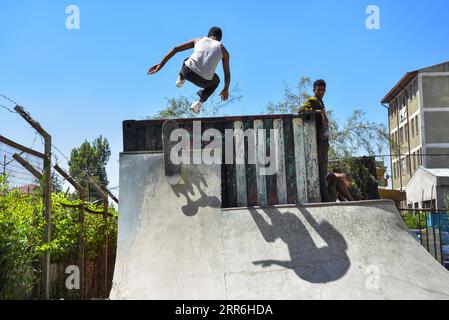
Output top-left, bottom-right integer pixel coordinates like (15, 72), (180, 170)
(147, 26), (231, 114)
(326, 172), (354, 202)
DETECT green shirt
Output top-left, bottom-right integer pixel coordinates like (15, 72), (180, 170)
(298, 97), (329, 140)
(298, 96), (325, 113)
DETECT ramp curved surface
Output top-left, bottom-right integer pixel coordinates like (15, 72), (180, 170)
(110, 152), (449, 299)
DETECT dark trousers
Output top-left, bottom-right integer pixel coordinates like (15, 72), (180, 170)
(316, 118), (331, 202)
(179, 62), (220, 102)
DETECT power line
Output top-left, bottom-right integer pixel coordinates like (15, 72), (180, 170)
(0, 103), (16, 114)
(0, 93), (18, 106)
(52, 143), (70, 162)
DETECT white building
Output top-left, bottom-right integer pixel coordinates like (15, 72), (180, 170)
(405, 167), (449, 209)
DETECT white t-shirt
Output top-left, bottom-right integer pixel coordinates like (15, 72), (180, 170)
(184, 37), (223, 81)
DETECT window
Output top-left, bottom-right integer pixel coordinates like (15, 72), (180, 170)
(392, 162), (396, 179)
(393, 162), (399, 179)
(401, 158), (407, 176)
(405, 124), (409, 142)
(406, 155), (410, 175)
(400, 107), (407, 122)
(411, 118), (415, 137)
(391, 100), (397, 117)
(415, 115), (419, 137)
(423, 200), (431, 209)
(412, 152), (417, 173)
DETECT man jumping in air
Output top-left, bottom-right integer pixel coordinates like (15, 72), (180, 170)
(148, 27), (231, 114)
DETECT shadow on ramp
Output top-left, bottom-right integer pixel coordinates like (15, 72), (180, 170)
(171, 165), (221, 216)
(249, 207), (350, 283)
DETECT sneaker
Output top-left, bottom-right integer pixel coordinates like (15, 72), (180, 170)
(176, 76), (185, 88)
(190, 100), (203, 114)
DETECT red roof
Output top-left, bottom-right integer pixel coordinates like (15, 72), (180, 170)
(13, 184), (39, 194)
(381, 71), (418, 104)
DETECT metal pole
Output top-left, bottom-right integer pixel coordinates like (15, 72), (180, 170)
(0, 135), (45, 159)
(396, 97), (403, 191)
(85, 175), (109, 298)
(13, 153), (43, 180)
(79, 191), (85, 300)
(53, 165), (85, 299)
(43, 135), (52, 300)
(103, 198), (109, 298)
(14, 105), (52, 300)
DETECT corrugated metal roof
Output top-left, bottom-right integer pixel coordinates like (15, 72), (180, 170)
(422, 168), (449, 177)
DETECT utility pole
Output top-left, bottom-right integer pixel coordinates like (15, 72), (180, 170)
(14, 105), (52, 300)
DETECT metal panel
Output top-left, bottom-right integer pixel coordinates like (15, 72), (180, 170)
(263, 118), (278, 205)
(234, 121), (247, 207)
(304, 118), (321, 202)
(254, 119), (268, 207)
(273, 119), (287, 204)
(282, 118), (298, 204)
(244, 120), (258, 206)
(292, 118), (307, 203)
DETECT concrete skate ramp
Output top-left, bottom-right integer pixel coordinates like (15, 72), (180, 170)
(110, 152), (449, 299)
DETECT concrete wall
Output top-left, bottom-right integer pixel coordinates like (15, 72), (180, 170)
(424, 112), (449, 144)
(422, 75), (449, 108)
(426, 147), (449, 168)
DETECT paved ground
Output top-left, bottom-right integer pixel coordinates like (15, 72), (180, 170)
(110, 152), (449, 300)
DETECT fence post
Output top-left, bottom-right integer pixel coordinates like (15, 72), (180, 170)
(103, 197), (109, 298)
(86, 176), (109, 298)
(14, 105), (52, 300)
(12, 154), (43, 180)
(54, 164), (85, 299)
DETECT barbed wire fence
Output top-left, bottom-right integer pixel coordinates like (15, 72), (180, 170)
(0, 142), (43, 191)
(0, 92), (118, 300)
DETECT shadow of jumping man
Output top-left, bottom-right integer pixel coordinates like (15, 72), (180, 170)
(249, 207), (350, 283)
(171, 165), (221, 216)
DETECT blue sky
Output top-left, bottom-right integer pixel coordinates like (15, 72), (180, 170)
(1, 0), (448, 195)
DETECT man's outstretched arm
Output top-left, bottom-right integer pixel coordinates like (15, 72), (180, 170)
(220, 45), (231, 100)
(147, 38), (198, 75)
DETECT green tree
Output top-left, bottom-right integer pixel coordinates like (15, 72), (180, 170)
(265, 76), (312, 114)
(0, 175), (118, 299)
(68, 136), (111, 200)
(151, 84), (242, 119)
